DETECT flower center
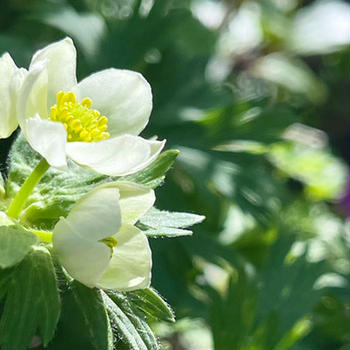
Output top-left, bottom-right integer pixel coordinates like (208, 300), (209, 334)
(49, 91), (110, 142)
(100, 236), (118, 257)
(101, 236), (118, 249)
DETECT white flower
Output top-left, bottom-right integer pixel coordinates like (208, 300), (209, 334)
(52, 181), (154, 290)
(17, 37), (165, 175)
(0, 53), (27, 139)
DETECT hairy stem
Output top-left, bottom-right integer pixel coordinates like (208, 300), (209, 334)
(7, 158), (50, 219)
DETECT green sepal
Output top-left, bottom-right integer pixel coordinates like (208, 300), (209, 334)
(137, 207), (205, 237)
(121, 150), (179, 188)
(128, 288), (175, 322)
(0, 225), (38, 269)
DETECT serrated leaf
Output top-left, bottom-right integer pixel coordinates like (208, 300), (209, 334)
(103, 291), (159, 350)
(122, 150), (179, 188)
(141, 226), (194, 237)
(0, 225), (38, 268)
(0, 247), (60, 350)
(70, 281), (113, 350)
(138, 208), (205, 237)
(128, 288), (175, 322)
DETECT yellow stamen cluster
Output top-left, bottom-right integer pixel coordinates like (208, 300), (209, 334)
(50, 91), (110, 142)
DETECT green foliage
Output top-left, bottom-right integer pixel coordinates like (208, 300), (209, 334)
(69, 282), (113, 350)
(0, 0), (348, 349)
(208, 234), (327, 350)
(0, 247), (60, 350)
(104, 291), (159, 350)
(7, 134), (180, 230)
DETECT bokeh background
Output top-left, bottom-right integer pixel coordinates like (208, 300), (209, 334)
(0, 0), (349, 349)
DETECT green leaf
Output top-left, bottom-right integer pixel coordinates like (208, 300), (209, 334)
(0, 269), (13, 301)
(269, 141), (348, 201)
(0, 225), (38, 268)
(128, 288), (175, 322)
(138, 207), (205, 237)
(122, 150), (179, 188)
(0, 247), (60, 350)
(103, 291), (159, 350)
(70, 281), (113, 350)
(47, 286), (105, 350)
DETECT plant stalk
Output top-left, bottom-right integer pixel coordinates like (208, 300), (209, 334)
(7, 158), (49, 219)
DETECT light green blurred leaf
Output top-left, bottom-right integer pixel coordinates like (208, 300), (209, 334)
(252, 53), (326, 103)
(270, 140), (348, 200)
(28, 2), (106, 59)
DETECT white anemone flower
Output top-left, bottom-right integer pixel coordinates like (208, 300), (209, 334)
(17, 37), (165, 175)
(0, 52), (27, 139)
(53, 181), (154, 290)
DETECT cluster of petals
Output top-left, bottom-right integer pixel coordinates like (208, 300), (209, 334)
(2, 37), (165, 176)
(53, 181), (154, 290)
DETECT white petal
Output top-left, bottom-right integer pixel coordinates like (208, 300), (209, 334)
(25, 117), (67, 169)
(53, 217), (111, 287)
(97, 225), (152, 291)
(7, 67), (28, 132)
(0, 53), (19, 138)
(17, 62), (48, 127)
(59, 183), (121, 241)
(66, 135), (166, 176)
(30, 37), (77, 107)
(116, 181), (155, 225)
(72, 69), (152, 136)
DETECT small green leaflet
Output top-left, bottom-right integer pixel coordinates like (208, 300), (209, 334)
(70, 282), (113, 350)
(0, 247), (60, 350)
(128, 288), (175, 322)
(0, 225), (38, 268)
(47, 284), (110, 350)
(122, 150), (179, 188)
(138, 208), (205, 237)
(103, 291), (159, 350)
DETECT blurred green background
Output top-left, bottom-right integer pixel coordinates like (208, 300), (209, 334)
(0, 0), (349, 349)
